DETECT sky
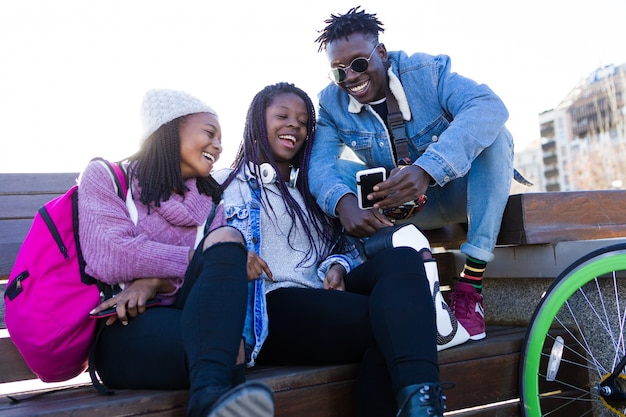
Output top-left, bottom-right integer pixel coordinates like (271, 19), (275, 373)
(1, 0), (625, 173)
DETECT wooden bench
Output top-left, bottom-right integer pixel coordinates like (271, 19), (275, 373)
(2, 172), (626, 416)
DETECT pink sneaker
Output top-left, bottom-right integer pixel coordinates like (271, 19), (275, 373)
(449, 282), (486, 340)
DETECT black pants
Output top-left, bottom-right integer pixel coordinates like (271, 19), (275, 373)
(256, 246), (438, 417)
(94, 241), (248, 416)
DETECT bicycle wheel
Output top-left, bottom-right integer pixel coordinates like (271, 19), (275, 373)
(520, 243), (626, 417)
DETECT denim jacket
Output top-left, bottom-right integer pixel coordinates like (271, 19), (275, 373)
(213, 167), (362, 365)
(310, 50), (511, 216)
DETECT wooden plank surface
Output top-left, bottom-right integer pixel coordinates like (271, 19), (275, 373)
(0, 173), (78, 194)
(0, 194), (64, 220)
(498, 191), (626, 245)
(0, 331), (36, 383)
(407, 190), (626, 248)
(0, 323), (525, 386)
(0, 285), (4, 329)
(0, 220), (34, 278)
(0, 326), (525, 417)
(454, 401), (521, 416)
(0, 387), (188, 417)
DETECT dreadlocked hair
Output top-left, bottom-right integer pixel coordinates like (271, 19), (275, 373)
(223, 82), (341, 267)
(315, 6), (384, 52)
(127, 116), (222, 210)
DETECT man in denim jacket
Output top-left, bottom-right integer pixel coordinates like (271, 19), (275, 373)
(310, 6), (521, 341)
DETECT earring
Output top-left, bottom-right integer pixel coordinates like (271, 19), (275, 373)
(289, 166), (299, 188)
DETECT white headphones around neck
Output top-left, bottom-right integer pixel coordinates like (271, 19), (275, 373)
(259, 163), (277, 184)
(258, 163), (299, 188)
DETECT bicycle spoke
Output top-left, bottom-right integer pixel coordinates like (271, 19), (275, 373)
(554, 312), (606, 376)
(539, 390), (595, 417)
(607, 272), (626, 365)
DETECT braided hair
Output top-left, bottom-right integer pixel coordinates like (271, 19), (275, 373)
(315, 6), (384, 52)
(223, 82), (341, 267)
(127, 116), (222, 210)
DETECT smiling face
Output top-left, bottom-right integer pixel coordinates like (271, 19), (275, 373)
(179, 112), (222, 180)
(326, 33), (388, 104)
(265, 92), (308, 178)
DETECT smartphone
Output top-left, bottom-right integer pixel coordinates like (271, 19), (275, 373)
(356, 167), (386, 209)
(89, 298), (162, 318)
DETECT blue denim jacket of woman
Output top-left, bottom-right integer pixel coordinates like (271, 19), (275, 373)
(309, 50), (515, 263)
(214, 167), (362, 366)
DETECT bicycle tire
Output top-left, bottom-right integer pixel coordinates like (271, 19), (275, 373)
(520, 242), (626, 417)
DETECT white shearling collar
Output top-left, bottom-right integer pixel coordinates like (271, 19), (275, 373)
(347, 66), (412, 121)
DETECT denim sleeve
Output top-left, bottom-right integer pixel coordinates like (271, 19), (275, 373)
(308, 104), (356, 217)
(316, 245), (363, 283)
(415, 54), (510, 185)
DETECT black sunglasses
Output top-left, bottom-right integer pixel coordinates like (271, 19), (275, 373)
(328, 44), (380, 84)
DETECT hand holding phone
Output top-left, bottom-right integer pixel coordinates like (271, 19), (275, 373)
(89, 298), (161, 318)
(356, 167), (386, 209)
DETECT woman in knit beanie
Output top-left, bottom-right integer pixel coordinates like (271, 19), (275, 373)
(78, 89), (274, 417)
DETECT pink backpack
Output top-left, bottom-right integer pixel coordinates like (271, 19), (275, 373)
(4, 159), (127, 383)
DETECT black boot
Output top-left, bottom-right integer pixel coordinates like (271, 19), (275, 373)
(396, 383), (446, 417)
(231, 363), (246, 387)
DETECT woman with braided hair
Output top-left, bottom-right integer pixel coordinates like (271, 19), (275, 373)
(216, 82), (443, 417)
(78, 89), (274, 417)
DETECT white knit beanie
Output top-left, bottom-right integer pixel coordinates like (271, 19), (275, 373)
(140, 89), (218, 143)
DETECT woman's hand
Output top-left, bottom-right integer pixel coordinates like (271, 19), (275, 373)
(89, 278), (170, 326)
(324, 263), (346, 291)
(247, 251), (273, 282)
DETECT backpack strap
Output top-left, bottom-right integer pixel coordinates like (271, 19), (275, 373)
(85, 157), (129, 396)
(90, 157), (128, 199)
(89, 321), (115, 396)
(107, 162), (128, 199)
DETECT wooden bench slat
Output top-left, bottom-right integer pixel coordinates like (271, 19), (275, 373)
(0, 332), (36, 383)
(424, 223), (468, 249)
(0, 220), (37, 278)
(0, 386), (188, 417)
(271, 381), (356, 417)
(497, 191), (626, 245)
(0, 195), (64, 220)
(0, 249), (19, 280)
(0, 220), (34, 245)
(0, 173), (78, 195)
(250, 364), (357, 393)
(439, 326), (524, 410)
(454, 401), (521, 417)
(427, 191), (626, 248)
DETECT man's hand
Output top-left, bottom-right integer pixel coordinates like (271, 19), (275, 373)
(336, 194), (392, 238)
(370, 165), (432, 209)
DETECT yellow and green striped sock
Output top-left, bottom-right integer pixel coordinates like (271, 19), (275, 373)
(458, 256), (486, 293)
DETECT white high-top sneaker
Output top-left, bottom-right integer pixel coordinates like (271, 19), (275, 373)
(366, 223), (470, 351)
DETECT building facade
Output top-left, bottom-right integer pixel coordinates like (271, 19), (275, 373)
(514, 63), (626, 192)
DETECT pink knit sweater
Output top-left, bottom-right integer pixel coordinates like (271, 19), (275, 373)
(77, 160), (225, 303)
